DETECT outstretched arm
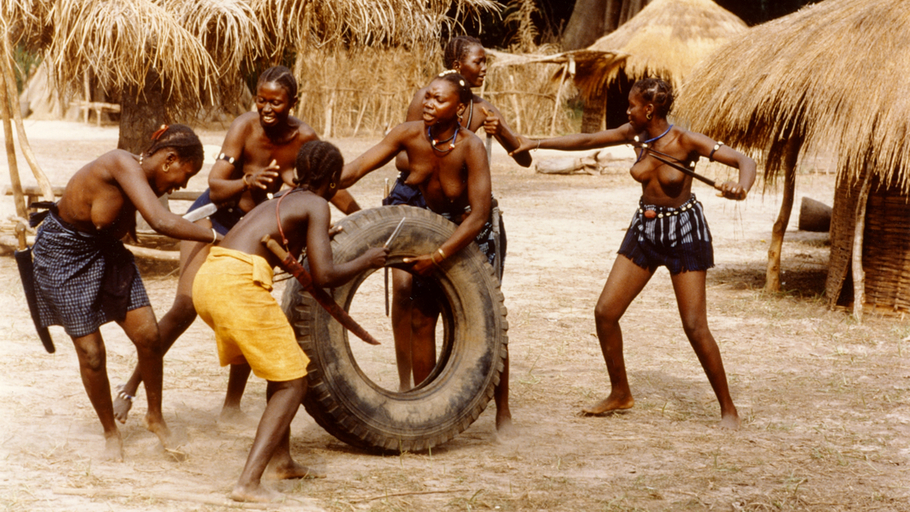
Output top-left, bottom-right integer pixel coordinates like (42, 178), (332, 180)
(340, 124), (410, 188)
(114, 155), (219, 243)
(479, 104), (532, 167)
(510, 124), (637, 155)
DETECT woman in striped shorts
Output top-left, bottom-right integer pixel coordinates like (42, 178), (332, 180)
(511, 77), (755, 429)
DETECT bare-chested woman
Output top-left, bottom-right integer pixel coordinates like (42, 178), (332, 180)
(511, 77), (754, 429)
(389, 38), (530, 396)
(31, 124), (216, 460)
(342, 70), (514, 434)
(114, 66), (360, 424)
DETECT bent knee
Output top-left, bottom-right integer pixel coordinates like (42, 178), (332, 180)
(594, 302), (622, 325)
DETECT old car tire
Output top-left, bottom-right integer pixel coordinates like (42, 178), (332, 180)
(282, 205), (508, 453)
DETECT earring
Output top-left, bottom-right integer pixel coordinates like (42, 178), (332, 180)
(330, 182), (336, 189)
(163, 163), (170, 173)
(647, 112), (653, 121)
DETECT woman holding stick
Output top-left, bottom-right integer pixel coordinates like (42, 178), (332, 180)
(511, 77), (753, 429)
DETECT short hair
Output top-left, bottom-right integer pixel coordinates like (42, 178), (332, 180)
(433, 71), (473, 106)
(443, 35), (482, 70)
(294, 140), (343, 188)
(632, 78), (674, 118)
(257, 65), (298, 103)
(143, 124), (204, 167)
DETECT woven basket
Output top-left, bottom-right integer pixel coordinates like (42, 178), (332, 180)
(862, 185), (910, 313)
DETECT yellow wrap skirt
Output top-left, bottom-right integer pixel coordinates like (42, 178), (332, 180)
(193, 247), (308, 382)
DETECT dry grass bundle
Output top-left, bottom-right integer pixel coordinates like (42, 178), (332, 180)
(676, 0), (910, 193)
(45, 0), (218, 106)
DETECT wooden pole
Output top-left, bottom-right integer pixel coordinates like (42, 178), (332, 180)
(0, 31), (54, 202)
(765, 135), (801, 292)
(0, 59), (26, 249)
(851, 171), (873, 322)
(550, 60), (570, 136)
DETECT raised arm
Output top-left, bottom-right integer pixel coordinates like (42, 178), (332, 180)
(340, 124), (410, 188)
(510, 123), (637, 155)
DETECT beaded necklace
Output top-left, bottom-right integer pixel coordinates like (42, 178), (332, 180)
(428, 124), (459, 154)
(634, 124), (673, 163)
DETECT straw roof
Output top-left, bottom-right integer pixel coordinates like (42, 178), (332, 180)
(2, 0), (500, 111)
(564, 0), (747, 98)
(675, 0), (910, 192)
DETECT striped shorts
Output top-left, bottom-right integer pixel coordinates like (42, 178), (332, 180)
(617, 194), (714, 275)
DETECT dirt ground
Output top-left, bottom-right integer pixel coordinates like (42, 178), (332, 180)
(1, 120), (908, 511)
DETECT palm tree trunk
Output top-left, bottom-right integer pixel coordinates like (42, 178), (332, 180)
(0, 62), (27, 248)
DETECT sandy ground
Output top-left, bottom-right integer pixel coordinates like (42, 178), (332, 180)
(0, 120), (908, 511)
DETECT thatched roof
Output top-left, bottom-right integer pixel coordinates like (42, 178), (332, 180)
(675, 0), (910, 192)
(3, 0), (500, 111)
(539, 0), (746, 99)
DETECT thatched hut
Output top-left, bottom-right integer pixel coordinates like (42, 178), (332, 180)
(546, 0), (748, 131)
(675, 0), (910, 319)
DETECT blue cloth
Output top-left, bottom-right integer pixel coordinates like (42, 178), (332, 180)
(618, 194), (714, 274)
(187, 188), (245, 236)
(32, 211), (150, 338)
(382, 174), (427, 209)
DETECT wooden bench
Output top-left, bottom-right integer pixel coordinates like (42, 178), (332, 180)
(69, 101), (122, 126)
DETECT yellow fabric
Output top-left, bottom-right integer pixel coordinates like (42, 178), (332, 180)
(193, 246), (308, 382)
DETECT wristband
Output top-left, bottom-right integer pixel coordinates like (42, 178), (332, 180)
(437, 248), (447, 261)
(211, 228), (218, 245)
(242, 174), (252, 189)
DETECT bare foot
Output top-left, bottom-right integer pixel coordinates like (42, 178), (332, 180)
(231, 483), (284, 503)
(718, 411), (742, 430)
(581, 393), (635, 415)
(113, 384), (133, 424)
(266, 460), (327, 480)
(102, 432), (124, 462)
(145, 416), (187, 450)
(219, 406), (255, 427)
(495, 412), (517, 440)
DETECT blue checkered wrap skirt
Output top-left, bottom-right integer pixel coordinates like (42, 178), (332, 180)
(618, 194), (714, 274)
(32, 212), (150, 338)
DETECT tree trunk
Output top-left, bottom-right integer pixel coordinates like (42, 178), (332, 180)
(604, 0), (624, 32)
(118, 69), (167, 154)
(562, 0), (607, 50)
(765, 135), (801, 292)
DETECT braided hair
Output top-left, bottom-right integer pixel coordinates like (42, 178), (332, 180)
(258, 65), (298, 104)
(142, 124), (204, 167)
(632, 78), (674, 118)
(434, 70), (473, 106)
(294, 140), (344, 189)
(443, 35), (482, 70)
